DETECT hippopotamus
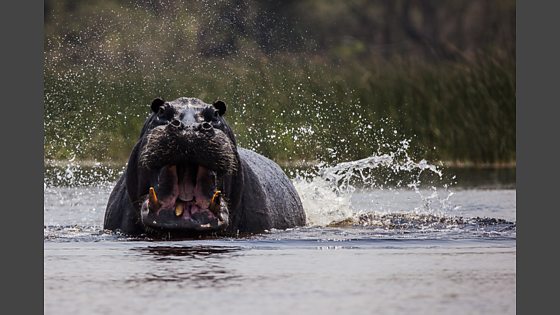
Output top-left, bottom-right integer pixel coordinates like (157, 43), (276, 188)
(103, 97), (306, 236)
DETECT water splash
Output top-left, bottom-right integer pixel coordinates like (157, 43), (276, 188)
(44, 160), (124, 188)
(293, 138), (455, 226)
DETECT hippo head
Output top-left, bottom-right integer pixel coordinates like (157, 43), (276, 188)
(126, 97), (238, 234)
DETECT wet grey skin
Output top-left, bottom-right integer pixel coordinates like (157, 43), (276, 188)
(103, 97), (306, 237)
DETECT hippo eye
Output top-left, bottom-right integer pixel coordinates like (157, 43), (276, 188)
(156, 104), (173, 121)
(203, 108), (218, 122)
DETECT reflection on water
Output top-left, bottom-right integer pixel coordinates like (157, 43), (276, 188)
(133, 245), (243, 260)
(125, 245), (245, 289)
(45, 240), (516, 315)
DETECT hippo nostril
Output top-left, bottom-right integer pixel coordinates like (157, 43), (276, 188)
(170, 119), (182, 128)
(201, 122), (212, 131)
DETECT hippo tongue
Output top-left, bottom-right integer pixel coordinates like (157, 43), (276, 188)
(177, 165), (215, 208)
(177, 165), (196, 201)
(194, 166), (214, 209)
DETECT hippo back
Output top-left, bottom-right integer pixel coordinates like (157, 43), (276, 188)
(235, 148), (306, 232)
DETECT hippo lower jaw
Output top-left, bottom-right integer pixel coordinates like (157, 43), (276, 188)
(139, 163), (229, 232)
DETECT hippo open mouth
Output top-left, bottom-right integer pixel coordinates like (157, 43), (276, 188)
(140, 163), (229, 232)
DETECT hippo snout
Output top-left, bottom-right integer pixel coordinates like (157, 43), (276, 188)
(167, 119), (214, 135)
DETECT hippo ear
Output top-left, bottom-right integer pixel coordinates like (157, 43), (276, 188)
(151, 98), (165, 113)
(213, 100), (227, 116)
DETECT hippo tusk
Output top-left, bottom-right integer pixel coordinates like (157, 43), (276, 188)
(209, 190), (222, 217)
(148, 187), (160, 212)
(175, 202), (184, 217)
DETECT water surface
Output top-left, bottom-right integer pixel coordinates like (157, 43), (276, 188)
(44, 168), (515, 315)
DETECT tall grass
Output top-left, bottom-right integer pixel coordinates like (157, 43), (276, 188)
(44, 50), (515, 165)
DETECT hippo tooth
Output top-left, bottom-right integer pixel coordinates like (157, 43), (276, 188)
(148, 187), (160, 211)
(175, 203), (184, 217)
(209, 190), (221, 215)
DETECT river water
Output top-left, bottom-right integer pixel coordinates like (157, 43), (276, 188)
(44, 163), (515, 315)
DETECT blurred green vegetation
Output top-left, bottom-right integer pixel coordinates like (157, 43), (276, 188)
(44, 0), (515, 165)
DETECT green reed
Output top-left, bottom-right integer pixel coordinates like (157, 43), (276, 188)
(44, 50), (515, 165)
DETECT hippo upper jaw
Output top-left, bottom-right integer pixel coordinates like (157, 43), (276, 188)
(134, 105), (238, 234)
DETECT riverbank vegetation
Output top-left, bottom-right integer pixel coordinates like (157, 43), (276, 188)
(44, 0), (515, 165)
